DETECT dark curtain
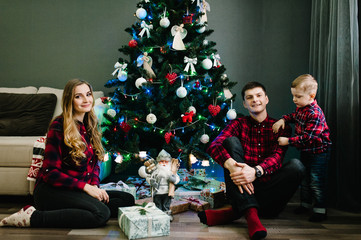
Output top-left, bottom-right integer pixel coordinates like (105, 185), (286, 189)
(309, 0), (360, 212)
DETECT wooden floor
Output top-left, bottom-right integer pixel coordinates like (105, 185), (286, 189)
(1, 194), (361, 240)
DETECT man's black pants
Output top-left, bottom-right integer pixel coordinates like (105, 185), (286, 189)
(223, 137), (305, 218)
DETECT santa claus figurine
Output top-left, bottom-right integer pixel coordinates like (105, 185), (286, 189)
(138, 149), (180, 221)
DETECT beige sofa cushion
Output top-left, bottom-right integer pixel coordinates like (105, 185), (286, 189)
(0, 136), (41, 167)
(0, 86), (38, 94)
(0, 167), (31, 195)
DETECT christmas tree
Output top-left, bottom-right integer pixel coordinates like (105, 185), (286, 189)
(102, 0), (237, 174)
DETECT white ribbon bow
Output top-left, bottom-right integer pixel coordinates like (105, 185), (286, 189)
(112, 62), (127, 78)
(119, 202), (158, 237)
(211, 53), (221, 67)
(139, 21), (153, 38)
(184, 56), (197, 74)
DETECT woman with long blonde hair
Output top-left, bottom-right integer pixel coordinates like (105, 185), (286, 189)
(0, 79), (134, 228)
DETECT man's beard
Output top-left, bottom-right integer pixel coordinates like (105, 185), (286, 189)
(156, 164), (172, 178)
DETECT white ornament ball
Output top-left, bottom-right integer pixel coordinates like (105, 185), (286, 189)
(118, 71), (128, 82)
(107, 109), (117, 118)
(188, 106), (196, 114)
(146, 113), (157, 124)
(136, 8), (147, 19)
(160, 17), (170, 28)
(201, 58), (213, 70)
(176, 87), (187, 98)
(226, 109), (237, 120)
(203, 39), (209, 45)
(196, 25), (206, 33)
(200, 134), (210, 144)
(135, 77), (147, 89)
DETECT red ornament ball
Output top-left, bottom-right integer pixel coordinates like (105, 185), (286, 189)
(128, 39), (138, 48)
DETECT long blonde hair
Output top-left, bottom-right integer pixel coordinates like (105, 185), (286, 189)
(61, 78), (105, 165)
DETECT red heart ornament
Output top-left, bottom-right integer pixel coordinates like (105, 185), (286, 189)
(164, 132), (173, 144)
(165, 73), (177, 85)
(208, 104), (221, 117)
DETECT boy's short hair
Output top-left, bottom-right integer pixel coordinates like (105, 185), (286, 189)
(241, 81), (267, 100)
(292, 74), (318, 95)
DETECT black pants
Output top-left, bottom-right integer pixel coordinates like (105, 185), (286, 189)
(31, 182), (135, 228)
(223, 137), (305, 218)
(153, 194), (172, 212)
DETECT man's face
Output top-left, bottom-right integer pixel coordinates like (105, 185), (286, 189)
(158, 160), (169, 167)
(243, 87), (269, 114)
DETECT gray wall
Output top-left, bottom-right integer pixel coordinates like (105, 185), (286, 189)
(0, 0), (311, 118)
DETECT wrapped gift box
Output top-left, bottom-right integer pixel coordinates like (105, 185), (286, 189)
(100, 180), (137, 199)
(183, 176), (210, 190)
(177, 168), (193, 185)
(205, 178), (226, 190)
(170, 200), (190, 214)
(194, 168), (206, 177)
(174, 186), (201, 201)
(118, 203), (170, 239)
(200, 188), (226, 208)
(183, 176), (226, 191)
(182, 197), (210, 212)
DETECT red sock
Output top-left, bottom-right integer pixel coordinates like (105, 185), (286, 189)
(245, 208), (267, 240)
(198, 207), (237, 226)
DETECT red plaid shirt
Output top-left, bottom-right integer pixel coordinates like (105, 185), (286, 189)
(207, 115), (291, 182)
(35, 116), (100, 191)
(283, 100), (331, 153)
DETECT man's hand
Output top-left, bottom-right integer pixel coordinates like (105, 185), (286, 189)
(224, 159), (254, 195)
(83, 184), (109, 203)
(272, 119), (285, 133)
(278, 137), (289, 146)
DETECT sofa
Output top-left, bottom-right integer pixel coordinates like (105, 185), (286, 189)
(0, 86), (111, 195)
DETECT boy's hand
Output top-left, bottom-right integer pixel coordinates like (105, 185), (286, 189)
(272, 119), (285, 133)
(278, 137), (289, 146)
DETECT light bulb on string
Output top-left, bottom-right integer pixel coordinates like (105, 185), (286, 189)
(202, 160), (210, 166)
(104, 153), (109, 161)
(189, 153), (198, 164)
(114, 153), (123, 164)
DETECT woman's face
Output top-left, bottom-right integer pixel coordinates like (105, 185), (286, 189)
(72, 83), (93, 119)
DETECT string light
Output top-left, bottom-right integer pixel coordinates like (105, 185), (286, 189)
(114, 153), (123, 163)
(201, 160), (210, 166)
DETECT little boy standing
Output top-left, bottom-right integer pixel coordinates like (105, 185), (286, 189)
(272, 74), (332, 222)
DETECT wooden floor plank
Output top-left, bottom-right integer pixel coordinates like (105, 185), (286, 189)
(1, 195), (361, 240)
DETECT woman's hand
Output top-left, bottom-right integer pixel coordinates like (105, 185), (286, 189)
(83, 184), (109, 203)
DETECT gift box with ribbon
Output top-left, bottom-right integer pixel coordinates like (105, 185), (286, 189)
(118, 203), (170, 239)
(100, 180), (137, 199)
(170, 200), (190, 214)
(200, 188), (226, 209)
(182, 196), (210, 212)
(174, 186), (201, 201)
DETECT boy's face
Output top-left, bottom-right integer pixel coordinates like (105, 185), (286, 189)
(243, 87), (269, 114)
(291, 86), (314, 108)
